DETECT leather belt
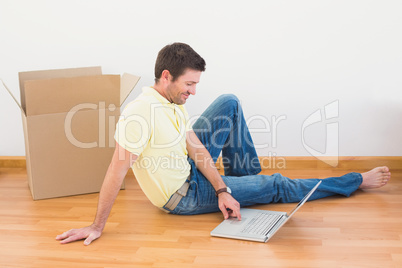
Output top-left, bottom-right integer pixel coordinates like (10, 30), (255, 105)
(161, 180), (190, 212)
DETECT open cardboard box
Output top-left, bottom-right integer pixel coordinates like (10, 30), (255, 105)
(2, 66), (140, 200)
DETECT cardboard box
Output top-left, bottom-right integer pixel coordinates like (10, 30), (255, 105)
(2, 67), (140, 200)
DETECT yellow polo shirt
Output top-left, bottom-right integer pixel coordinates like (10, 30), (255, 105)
(114, 87), (191, 207)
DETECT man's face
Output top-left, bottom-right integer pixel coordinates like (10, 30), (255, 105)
(165, 69), (201, 105)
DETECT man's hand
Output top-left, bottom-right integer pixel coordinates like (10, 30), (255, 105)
(56, 224), (102, 245)
(218, 193), (241, 220)
(55, 143), (135, 246)
(186, 131), (242, 220)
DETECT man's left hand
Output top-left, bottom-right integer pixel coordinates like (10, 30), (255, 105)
(218, 193), (241, 220)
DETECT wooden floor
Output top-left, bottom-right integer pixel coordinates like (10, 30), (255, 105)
(1, 158), (402, 268)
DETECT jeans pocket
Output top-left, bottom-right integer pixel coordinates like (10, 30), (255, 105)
(173, 181), (200, 215)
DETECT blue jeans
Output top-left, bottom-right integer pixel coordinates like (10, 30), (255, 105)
(163, 94), (362, 215)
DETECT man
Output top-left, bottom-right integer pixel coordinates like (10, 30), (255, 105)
(56, 43), (391, 245)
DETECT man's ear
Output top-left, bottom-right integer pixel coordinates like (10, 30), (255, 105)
(161, 70), (171, 82)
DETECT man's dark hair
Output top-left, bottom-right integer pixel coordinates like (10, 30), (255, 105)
(154, 43), (206, 83)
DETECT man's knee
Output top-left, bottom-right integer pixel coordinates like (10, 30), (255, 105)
(215, 94), (240, 112)
(217, 94), (239, 103)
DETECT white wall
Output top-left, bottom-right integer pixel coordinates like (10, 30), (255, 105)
(1, 0), (401, 157)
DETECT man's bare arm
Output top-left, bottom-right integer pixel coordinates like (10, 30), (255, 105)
(56, 142), (137, 245)
(186, 130), (241, 220)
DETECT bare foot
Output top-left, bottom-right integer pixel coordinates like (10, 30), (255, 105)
(359, 166), (391, 189)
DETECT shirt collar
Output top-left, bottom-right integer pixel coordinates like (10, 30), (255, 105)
(142, 86), (172, 105)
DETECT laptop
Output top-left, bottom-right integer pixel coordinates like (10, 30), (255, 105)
(210, 181), (322, 242)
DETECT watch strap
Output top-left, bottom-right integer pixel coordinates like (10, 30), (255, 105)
(215, 187), (229, 197)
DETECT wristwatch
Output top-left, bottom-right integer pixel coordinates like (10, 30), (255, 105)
(215, 186), (232, 197)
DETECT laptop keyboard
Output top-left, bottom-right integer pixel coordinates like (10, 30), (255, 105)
(241, 213), (282, 236)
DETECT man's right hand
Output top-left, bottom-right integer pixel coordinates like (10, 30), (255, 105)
(55, 143), (136, 246)
(56, 224), (102, 245)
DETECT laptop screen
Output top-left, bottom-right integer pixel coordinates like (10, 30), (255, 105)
(287, 180), (321, 217)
